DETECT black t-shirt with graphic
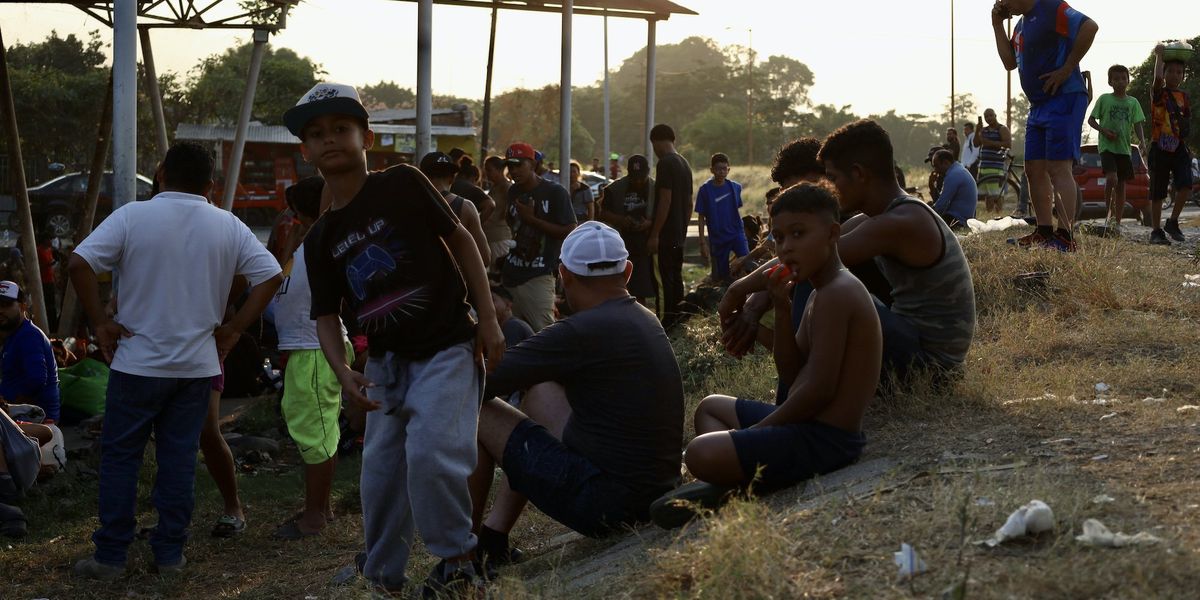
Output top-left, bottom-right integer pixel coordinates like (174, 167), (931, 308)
(305, 165), (474, 359)
(502, 177), (576, 287)
(654, 152), (694, 247)
(601, 175), (655, 256)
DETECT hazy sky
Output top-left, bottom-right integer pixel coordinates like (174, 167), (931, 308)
(2, 0), (1198, 121)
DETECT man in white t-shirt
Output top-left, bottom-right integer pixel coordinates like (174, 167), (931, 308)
(269, 176), (350, 540)
(960, 122), (981, 179)
(68, 143), (282, 580)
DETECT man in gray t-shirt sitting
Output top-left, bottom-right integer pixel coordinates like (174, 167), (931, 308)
(468, 222), (684, 571)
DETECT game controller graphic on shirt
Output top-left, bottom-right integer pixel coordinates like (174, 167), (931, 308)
(346, 244), (397, 300)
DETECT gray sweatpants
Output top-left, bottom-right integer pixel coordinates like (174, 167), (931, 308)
(360, 342), (481, 590)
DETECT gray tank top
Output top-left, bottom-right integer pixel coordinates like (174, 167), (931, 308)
(873, 196), (975, 366)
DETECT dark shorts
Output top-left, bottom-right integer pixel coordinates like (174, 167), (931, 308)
(502, 419), (646, 537)
(1025, 93), (1088, 162)
(1149, 146), (1194, 200)
(729, 399), (866, 490)
(1100, 151), (1134, 182)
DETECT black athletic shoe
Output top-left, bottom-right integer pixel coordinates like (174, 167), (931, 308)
(1164, 219), (1185, 242)
(0, 473), (20, 505)
(649, 481), (735, 530)
(1149, 228), (1171, 245)
(421, 559), (484, 599)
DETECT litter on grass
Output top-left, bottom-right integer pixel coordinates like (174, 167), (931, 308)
(981, 500), (1055, 547)
(1075, 518), (1162, 547)
(1091, 494), (1116, 504)
(1184, 274), (1200, 288)
(893, 543), (927, 581)
(1176, 405), (1199, 414)
(967, 216), (1027, 234)
(1143, 389), (1169, 403)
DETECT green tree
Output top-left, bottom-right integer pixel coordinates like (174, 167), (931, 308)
(4, 31), (109, 176)
(185, 43), (323, 126)
(360, 80), (414, 109)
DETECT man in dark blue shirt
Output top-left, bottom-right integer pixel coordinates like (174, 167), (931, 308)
(0, 281), (59, 424)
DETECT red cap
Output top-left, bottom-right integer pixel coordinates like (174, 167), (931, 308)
(505, 142), (537, 162)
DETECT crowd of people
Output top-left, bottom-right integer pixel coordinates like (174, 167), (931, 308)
(0, 0), (1193, 596)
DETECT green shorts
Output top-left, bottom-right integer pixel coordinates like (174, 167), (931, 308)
(281, 343), (349, 465)
(977, 166), (1005, 196)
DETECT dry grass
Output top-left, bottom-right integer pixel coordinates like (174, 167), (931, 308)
(5, 224), (1200, 598)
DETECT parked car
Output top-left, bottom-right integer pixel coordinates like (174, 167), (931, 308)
(1073, 144), (1151, 224)
(25, 171), (155, 238)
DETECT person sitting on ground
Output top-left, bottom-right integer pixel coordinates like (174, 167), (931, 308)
(469, 222), (683, 571)
(268, 176), (350, 540)
(650, 182), (882, 528)
(490, 285), (533, 349)
(931, 149), (978, 229)
(421, 151), (491, 266)
(599, 154), (656, 306)
(0, 281), (61, 439)
(1, 405), (49, 538)
(720, 120), (976, 394)
(695, 153), (750, 285)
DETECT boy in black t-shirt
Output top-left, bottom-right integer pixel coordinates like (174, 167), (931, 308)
(599, 154), (656, 304)
(284, 83), (504, 596)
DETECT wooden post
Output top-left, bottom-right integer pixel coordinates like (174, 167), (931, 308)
(0, 27), (48, 331)
(57, 71), (114, 338)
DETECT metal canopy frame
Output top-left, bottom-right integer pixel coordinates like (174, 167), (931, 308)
(392, 0), (696, 186)
(0, 0), (296, 30)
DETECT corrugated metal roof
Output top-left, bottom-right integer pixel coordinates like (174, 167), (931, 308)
(367, 107), (461, 122)
(175, 122), (476, 144)
(388, 0), (697, 18)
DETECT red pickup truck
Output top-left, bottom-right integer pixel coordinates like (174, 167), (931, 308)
(1073, 144), (1151, 224)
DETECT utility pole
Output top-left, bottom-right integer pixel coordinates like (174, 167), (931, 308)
(746, 28), (754, 165)
(1005, 18), (1013, 129)
(950, 0), (956, 126)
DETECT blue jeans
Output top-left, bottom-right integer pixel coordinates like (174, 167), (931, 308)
(92, 370), (210, 567)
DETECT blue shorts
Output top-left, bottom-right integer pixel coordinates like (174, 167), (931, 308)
(1025, 92), (1088, 162)
(710, 236), (750, 282)
(502, 419), (646, 537)
(728, 399), (866, 490)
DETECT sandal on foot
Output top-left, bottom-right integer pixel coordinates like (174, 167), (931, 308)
(274, 519), (321, 540)
(211, 515), (246, 538)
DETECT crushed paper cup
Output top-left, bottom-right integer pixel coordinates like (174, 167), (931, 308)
(982, 500), (1055, 546)
(1075, 518), (1162, 547)
(893, 543), (927, 581)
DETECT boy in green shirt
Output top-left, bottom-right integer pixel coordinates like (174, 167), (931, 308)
(1087, 64), (1146, 231)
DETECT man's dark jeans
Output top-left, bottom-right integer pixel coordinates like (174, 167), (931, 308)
(92, 370), (210, 567)
(657, 241), (685, 327)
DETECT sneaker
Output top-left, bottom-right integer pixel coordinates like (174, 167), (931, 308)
(0, 502), (28, 539)
(152, 554), (187, 576)
(1149, 229), (1171, 245)
(0, 473), (20, 505)
(1010, 230), (1049, 248)
(73, 557), (125, 581)
(1164, 220), (1185, 242)
(421, 559), (484, 599)
(1051, 230), (1078, 252)
(649, 481), (735, 530)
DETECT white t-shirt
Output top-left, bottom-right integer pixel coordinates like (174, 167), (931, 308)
(74, 192), (281, 378)
(271, 242), (345, 350)
(960, 133), (981, 167)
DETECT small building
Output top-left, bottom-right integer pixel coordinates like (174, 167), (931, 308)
(175, 105), (477, 221)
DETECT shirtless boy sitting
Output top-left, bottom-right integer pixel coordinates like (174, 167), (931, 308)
(651, 182), (882, 528)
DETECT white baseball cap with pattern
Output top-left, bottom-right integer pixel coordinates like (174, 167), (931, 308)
(283, 82), (370, 138)
(560, 222), (629, 277)
(0, 280), (22, 303)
